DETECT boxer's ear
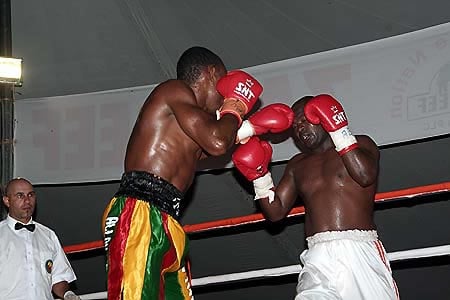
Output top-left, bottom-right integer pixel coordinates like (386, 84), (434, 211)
(206, 65), (217, 84)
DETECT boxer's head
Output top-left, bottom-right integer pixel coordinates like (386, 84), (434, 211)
(291, 95), (327, 152)
(177, 46), (227, 113)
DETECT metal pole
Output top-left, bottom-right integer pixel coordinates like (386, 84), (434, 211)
(0, 0), (14, 220)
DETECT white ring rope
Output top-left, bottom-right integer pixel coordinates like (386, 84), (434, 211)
(77, 244), (450, 300)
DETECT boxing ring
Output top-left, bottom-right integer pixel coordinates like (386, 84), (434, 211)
(63, 182), (450, 299)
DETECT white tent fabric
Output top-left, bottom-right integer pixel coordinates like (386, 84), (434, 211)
(14, 22), (450, 183)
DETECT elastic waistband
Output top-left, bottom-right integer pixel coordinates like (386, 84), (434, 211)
(115, 171), (183, 219)
(306, 230), (378, 247)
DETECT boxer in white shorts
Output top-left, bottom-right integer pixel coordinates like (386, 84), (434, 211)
(296, 230), (398, 299)
(232, 95), (400, 299)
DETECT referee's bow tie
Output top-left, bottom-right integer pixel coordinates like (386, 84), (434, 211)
(15, 222), (36, 232)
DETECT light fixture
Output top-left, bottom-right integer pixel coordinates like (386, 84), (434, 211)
(0, 57), (23, 86)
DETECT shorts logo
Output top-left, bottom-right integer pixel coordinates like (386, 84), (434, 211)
(45, 259), (53, 274)
(104, 216), (119, 251)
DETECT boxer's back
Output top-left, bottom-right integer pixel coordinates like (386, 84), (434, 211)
(125, 80), (203, 193)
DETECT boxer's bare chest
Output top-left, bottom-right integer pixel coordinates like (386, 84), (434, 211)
(295, 150), (347, 197)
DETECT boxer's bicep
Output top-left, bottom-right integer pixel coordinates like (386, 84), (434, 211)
(171, 99), (237, 156)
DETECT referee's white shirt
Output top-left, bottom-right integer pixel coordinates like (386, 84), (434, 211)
(0, 215), (77, 300)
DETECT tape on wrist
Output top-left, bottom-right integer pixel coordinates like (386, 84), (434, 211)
(216, 109), (243, 126)
(253, 172), (275, 203)
(236, 120), (255, 143)
(329, 126), (358, 154)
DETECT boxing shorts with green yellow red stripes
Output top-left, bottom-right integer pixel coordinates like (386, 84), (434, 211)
(102, 171), (192, 300)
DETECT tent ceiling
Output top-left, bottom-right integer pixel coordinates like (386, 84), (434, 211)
(11, 0), (450, 99)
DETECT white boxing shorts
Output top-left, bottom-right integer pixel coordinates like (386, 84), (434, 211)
(295, 230), (399, 300)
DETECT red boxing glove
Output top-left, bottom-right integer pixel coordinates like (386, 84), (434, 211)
(236, 103), (294, 143)
(232, 137), (275, 202)
(216, 70), (263, 125)
(232, 136), (272, 181)
(304, 94), (358, 155)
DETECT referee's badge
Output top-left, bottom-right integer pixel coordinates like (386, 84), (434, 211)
(45, 259), (53, 273)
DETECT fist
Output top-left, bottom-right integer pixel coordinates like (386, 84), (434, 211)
(64, 291), (81, 300)
(236, 103), (294, 143)
(216, 70), (263, 124)
(304, 94), (349, 132)
(232, 136), (273, 181)
(305, 94), (358, 155)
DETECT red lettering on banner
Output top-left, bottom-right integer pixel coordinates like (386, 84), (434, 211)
(64, 105), (95, 170)
(32, 108), (61, 170)
(100, 103), (130, 167)
(303, 64), (351, 94)
(29, 102), (131, 172)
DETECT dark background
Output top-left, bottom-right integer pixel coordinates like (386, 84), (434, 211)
(16, 134), (449, 300)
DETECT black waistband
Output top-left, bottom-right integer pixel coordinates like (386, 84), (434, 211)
(115, 171), (183, 219)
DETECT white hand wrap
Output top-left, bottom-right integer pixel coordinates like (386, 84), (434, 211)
(329, 126), (358, 154)
(236, 120), (255, 143)
(253, 172), (275, 203)
(64, 290), (81, 300)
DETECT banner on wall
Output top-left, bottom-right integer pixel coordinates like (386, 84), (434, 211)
(15, 23), (450, 184)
